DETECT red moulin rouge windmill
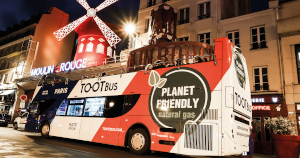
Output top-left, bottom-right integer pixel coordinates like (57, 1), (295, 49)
(53, 0), (121, 67)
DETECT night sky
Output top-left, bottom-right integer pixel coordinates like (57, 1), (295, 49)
(0, 0), (140, 31)
(0, 0), (140, 51)
(0, 0), (271, 32)
(0, 0), (269, 51)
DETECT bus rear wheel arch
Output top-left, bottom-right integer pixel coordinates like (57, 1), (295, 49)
(124, 124), (150, 147)
(13, 122), (18, 130)
(40, 121), (50, 138)
(127, 128), (150, 155)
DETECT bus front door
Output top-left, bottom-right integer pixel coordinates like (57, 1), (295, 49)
(25, 102), (39, 132)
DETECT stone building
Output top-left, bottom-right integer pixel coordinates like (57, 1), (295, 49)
(275, 0), (300, 135)
(133, 0), (300, 154)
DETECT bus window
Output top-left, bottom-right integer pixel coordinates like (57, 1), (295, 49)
(23, 113), (28, 118)
(38, 99), (56, 115)
(104, 95), (124, 118)
(28, 101), (39, 116)
(84, 97), (106, 116)
(56, 99), (69, 116)
(28, 101), (40, 117)
(70, 99), (84, 104)
(123, 94), (140, 115)
(27, 100), (56, 116)
(67, 99), (84, 116)
(67, 105), (84, 116)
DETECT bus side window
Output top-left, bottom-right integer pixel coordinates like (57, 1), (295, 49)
(104, 95), (124, 118)
(67, 99), (84, 116)
(28, 101), (39, 116)
(56, 99), (69, 116)
(123, 94), (140, 115)
(38, 99), (56, 115)
(84, 97), (106, 117)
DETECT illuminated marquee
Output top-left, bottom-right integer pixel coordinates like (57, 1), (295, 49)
(31, 58), (88, 76)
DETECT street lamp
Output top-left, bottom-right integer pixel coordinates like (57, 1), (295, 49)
(124, 22), (140, 49)
(124, 22), (136, 35)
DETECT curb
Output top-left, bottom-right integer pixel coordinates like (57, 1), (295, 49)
(7, 124), (13, 128)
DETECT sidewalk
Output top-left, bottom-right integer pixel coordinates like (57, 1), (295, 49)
(253, 153), (300, 158)
(1, 126), (296, 158)
(7, 124), (13, 128)
(252, 153), (277, 158)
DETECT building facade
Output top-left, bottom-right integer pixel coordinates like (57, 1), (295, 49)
(275, 0), (300, 135)
(134, 0), (300, 154)
(0, 7), (75, 121)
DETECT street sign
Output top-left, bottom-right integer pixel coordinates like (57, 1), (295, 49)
(20, 100), (26, 109)
(20, 95), (27, 101)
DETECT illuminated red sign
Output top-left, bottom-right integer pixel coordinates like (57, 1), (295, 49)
(252, 105), (271, 111)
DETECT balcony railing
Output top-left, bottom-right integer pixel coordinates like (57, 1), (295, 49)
(250, 42), (268, 50)
(198, 14), (210, 20)
(178, 19), (189, 25)
(147, 2), (156, 7)
(279, 0), (294, 4)
(254, 84), (269, 91)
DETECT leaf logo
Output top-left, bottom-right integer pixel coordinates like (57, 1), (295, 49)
(149, 71), (167, 88)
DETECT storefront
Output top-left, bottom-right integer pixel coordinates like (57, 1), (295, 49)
(15, 90), (35, 117)
(13, 80), (39, 121)
(252, 94), (287, 154)
(0, 89), (15, 115)
(296, 103), (300, 135)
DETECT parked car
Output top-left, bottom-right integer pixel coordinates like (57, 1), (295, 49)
(13, 112), (28, 130)
(0, 114), (11, 127)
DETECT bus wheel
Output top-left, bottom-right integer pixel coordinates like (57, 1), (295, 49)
(41, 122), (50, 138)
(128, 128), (150, 155)
(13, 123), (18, 130)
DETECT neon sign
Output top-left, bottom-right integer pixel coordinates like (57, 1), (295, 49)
(251, 95), (281, 104)
(252, 98), (265, 103)
(60, 59), (87, 72)
(31, 65), (55, 76)
(252, 105), (271, 111)
(31, 58), (88, 76)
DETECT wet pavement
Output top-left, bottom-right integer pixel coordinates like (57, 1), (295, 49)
(0, 127), (192, 158)
(0, 127), (278, 158)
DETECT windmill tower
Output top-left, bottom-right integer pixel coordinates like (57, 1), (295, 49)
(53, 0), (121, 67)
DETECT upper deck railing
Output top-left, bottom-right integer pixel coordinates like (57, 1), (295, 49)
(127, 41), (214, 71)
(15, 41), (216, 84)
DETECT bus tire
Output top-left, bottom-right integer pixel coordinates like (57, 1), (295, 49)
(41, 122), (50, 138)
(128, 128), (150, 155)
(13, 123), (18, 130)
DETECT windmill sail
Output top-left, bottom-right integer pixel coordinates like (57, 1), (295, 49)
(53, 15), (89, 41)
(53, 0), (121, 47)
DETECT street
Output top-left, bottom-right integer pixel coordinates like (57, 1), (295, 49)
(0, 127), (276, 158)
(0, 127), (193, 158)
